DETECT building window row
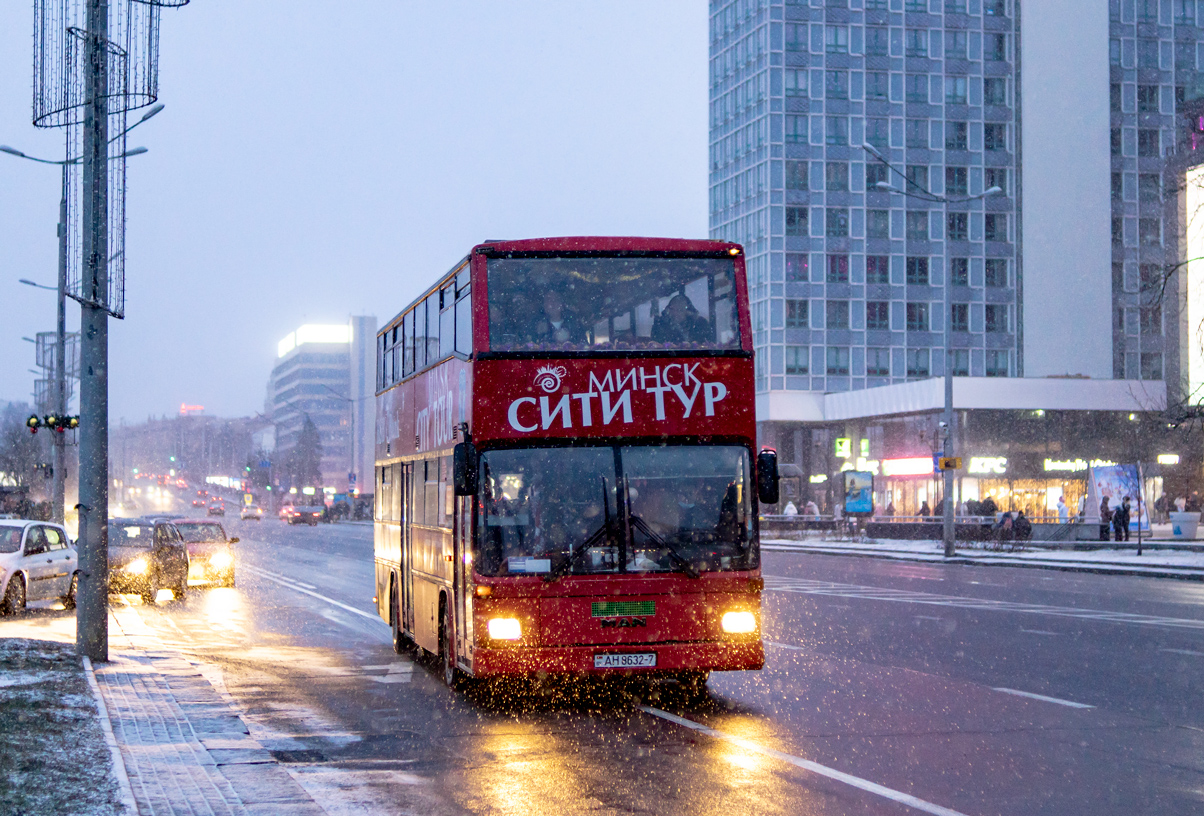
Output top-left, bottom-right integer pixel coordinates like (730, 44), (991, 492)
(784, 253), (1010, 286)
(782, 24), (1010, 61)
(773, 298), (1011, 334)
(775, 345), (1011, 379)
(781, 206), (1010, 242)
(784, 115), (1011, 152)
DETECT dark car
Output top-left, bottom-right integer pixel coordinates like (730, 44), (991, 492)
(107, 518), (190, 603)
(207, 501), (225, 517)
(286, 505), (324, 526)
(173, 520), (238, 587)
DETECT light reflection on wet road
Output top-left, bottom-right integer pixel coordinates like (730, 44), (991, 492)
(117, 519), (1204, 815)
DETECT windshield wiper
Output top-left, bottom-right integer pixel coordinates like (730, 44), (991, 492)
(627, 515), (701, 579)
(544, 476), (613, 583)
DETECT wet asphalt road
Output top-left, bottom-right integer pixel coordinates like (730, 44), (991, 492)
(117, 518), (1204, 815)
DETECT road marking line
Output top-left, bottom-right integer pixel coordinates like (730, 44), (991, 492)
(242, 565), (387, 629)
(765, 576), (1204, 631)
(764, 640), (807, 652)
(639, 706), (969, 816)
(1160, 648), (1204, 657)
(914, 615), (943, 621)
(1019, 628), (1060, 636)
(991, 688), (1094, 709)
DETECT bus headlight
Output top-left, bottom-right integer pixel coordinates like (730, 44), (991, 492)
(721, 610), (757, 634)
(487, 617), (522, 640)
(209, 551), (233, 569)
(125, 558), (148, 575)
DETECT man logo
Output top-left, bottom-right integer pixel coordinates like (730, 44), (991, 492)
(600, 617), (648, 629)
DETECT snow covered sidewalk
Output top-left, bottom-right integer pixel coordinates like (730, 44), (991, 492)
(762, 537), (1204, 580)
(90, 606), (326, 816)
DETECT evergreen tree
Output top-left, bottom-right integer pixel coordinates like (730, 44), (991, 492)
(291, 415), (323, 488)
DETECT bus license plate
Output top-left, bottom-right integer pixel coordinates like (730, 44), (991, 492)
(594, 652), (656, 669)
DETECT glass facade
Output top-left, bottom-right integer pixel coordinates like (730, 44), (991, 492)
(710, 0), (1018, 393)
(1108, 0), (1202, 381)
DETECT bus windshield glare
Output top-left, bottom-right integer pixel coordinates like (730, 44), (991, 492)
(475, 445), (755, 576)
(487, 256), (741, 352)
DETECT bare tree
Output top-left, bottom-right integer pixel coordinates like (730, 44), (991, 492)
(0, 402), (43, 488)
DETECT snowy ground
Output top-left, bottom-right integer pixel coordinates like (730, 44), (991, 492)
(763, 537), (1204, 573)
(0, 637), (123, 816)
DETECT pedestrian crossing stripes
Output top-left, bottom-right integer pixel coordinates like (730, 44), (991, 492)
(763, 576), (1204, 631)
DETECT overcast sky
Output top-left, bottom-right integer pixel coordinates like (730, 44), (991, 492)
(0, 1), (707, 422)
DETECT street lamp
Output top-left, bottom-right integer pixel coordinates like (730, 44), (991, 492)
(4, 119), (155, 525)
(862, 143), (1003, 557)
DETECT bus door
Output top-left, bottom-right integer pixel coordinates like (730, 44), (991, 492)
(402, 462), (415, 633)
(454, 494), (473, 668)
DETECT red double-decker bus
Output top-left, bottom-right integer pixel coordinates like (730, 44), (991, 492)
(372, 237), (778, 690)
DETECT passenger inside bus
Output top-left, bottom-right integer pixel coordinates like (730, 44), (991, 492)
(531, 290), (586, 346)
(651, 294), (711, 344)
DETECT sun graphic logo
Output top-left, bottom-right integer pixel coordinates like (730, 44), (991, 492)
(533, 365), (567, 393)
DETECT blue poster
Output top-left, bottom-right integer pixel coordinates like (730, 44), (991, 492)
(1090, 464), (1149, 532)
(843, 471), (875, 516)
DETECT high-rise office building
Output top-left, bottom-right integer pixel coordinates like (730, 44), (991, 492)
(267, 318), (376, 493)
(710, 0), (1198, 514)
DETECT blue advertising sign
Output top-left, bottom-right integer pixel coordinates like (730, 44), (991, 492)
(843, 470), (875, 516)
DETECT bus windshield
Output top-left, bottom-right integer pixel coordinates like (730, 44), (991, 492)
(487, 256), (741, 352)
(475, 444), (754, 577)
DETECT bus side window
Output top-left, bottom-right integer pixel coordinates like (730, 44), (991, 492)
(414, 302), (427, 371)
(440, 285), (455, 359)
(426, 296), (440, 365)
(455, 288), (472, 356)
(425, 460), (440, 527)
(439, 455), (453, 527)
(391, 463), (403, 523)
(377, 335), (386, 390)
(402, 310), (416, 377)
(377, 466), (391, 522)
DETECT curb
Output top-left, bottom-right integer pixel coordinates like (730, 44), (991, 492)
(762, 543), (1204, 582)
(82, 655), (140, 816)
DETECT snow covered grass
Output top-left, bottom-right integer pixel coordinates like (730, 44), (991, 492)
(0, 638), (123, 816)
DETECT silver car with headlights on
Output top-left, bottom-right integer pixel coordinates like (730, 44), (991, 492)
(108, 518), (190, 603)
(174, 520), (237, 587)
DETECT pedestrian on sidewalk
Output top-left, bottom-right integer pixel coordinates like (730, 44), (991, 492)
(1176, 495), (1187, 513)
(1113, 496), (1131, 542)
(1188, 492), (1202, 513)
(919, 501), (931, 517)
(1057, 496), (1069, 523)
(1100, 496), (1113, 541)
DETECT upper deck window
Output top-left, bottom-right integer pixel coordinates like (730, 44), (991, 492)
(487, 256), (741, 352)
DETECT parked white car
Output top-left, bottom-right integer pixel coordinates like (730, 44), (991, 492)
(0, 520), (78, 614)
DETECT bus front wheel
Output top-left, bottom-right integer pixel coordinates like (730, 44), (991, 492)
(440, 603), (467, 691)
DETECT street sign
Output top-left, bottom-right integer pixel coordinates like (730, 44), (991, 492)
(348, 472), (357, 484)
(938, 457), (962, 471)
(259, 460), (271, 469)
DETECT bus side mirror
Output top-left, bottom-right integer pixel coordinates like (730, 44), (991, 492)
(757, 449), (780, 506)
(454, 441), (478, 496)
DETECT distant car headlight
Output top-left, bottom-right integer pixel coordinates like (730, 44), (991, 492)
(209, 550), (233, 569)
(487, 618), (522, 640)
(125, 558), (149, 575)
(721, 610), (758, 634)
